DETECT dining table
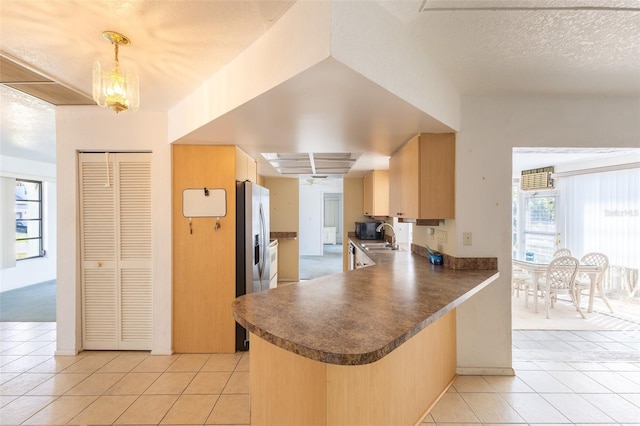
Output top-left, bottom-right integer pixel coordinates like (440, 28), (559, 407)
(512, 258), (602, 314)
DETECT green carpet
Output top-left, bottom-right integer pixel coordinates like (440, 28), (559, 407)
(0, 280), (56, 322)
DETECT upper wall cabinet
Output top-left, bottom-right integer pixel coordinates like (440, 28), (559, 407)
(236, 148), (257, 182)
(388, 133), (455, 220)
(363, 170), (389, 217)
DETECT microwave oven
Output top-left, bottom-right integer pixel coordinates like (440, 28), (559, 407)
(355, 222), (383, 240)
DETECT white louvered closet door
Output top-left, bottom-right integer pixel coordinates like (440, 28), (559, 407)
(79, 153), (152, 350)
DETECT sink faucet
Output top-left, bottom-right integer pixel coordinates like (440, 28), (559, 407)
(376, 223), (398, 248)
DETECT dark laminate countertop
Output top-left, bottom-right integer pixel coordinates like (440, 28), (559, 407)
(232, 238), (499, 365)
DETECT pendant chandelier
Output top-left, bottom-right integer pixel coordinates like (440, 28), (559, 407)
(92, 31), (139, 114)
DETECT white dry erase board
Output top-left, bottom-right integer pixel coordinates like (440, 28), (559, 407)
(182, 188), (226, 217)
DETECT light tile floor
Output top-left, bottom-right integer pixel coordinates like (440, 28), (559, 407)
(1, 322), (639, 425)
(512, 291), (640, 332)
(0, 322), (250, 425)
(420, 329), (640, 425)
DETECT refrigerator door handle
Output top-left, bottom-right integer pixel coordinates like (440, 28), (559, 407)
(258, 203), (267, 281)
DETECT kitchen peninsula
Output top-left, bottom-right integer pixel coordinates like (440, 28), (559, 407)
(232, 239), (499, 425)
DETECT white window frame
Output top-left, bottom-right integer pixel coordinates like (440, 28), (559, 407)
(513, 181), (561, 263)
(15, 179), (44, 261)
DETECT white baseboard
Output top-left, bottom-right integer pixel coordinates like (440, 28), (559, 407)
(150, 349), (174, 355)
(456, 367), (515, 376)
(54, 350), (79, 356)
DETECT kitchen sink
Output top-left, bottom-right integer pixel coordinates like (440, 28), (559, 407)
(360, 242), (399, 251)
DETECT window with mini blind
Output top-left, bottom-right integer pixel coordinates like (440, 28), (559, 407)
(513, 165), (639, 277)
(15, 179), (43, 260)
(559, 167), (639, 274)
(522, 192), (558, 263)
(512, 180), (559, 263)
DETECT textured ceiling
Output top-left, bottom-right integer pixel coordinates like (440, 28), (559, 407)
(0, 0), (295, 110)
(381, 0), (640, 95)
(0, 86), (56, 163)
(1, 0), (639, 169)
(0, 0), (295, 164)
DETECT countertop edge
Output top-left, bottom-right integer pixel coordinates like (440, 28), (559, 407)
(232, 269), (500, 366)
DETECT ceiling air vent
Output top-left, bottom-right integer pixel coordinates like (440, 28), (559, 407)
(521, 166), (554, 191)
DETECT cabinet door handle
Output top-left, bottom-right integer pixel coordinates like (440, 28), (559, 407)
(397, 212), (404, 216)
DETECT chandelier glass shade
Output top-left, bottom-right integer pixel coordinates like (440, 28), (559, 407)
(92, 31), (139, 113)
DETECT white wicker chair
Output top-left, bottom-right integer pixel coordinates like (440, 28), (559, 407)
(575, 252), (613, 313)
(553, 248), (572, 258)
(536, 256), (583, 319)
(519, 248), (572, 306)
(512, 265), (530, 298)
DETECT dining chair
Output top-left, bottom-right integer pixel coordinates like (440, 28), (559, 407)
(519, 248), (571, 307)
(553, 248), (572, 258)
(537, 256), (583, 319)
(575, 252), (613, 313)
(512, 265), (530, 298)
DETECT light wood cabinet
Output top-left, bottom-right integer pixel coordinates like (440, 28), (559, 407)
(249, 309), (456, 425)
(173, 145), (244, 353)
(363, 170), (389, 217)
(389, 136), (420, 218)
(388, 133), (455, 220)
(235, 147), (257, 182)
(247, 156), (257, 182)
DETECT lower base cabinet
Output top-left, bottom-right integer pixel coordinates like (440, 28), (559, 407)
(249, 309), (456, 425)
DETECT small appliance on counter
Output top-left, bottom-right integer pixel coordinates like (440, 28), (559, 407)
(355, 221), (383, 240)
(425, 244), (443, 265)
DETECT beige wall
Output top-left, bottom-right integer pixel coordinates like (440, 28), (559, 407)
(55, 107), (172, 356)
(453, 95), (640, 375)
(413, 219), (457, 255)
(264, 177), (299, 282)
(342, 178), (371, 270)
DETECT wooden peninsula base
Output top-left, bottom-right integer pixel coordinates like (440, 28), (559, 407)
(249, 309), (456, 426)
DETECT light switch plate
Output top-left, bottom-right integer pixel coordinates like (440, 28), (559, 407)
(436, 230), (447, 244)
(463, 232), (472, 246)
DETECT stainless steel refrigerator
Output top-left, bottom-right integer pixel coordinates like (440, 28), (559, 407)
(235, 181), (270, 351)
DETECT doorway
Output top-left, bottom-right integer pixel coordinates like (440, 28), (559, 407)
(511, 148), (640, 331)
(0, 178), (57, 322)
(323, 192), (342, 244)
(299, 177), (344, 280)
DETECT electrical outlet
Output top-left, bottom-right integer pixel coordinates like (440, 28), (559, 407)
(463, 232), (472, 246)
(436, 230), (447, 244)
